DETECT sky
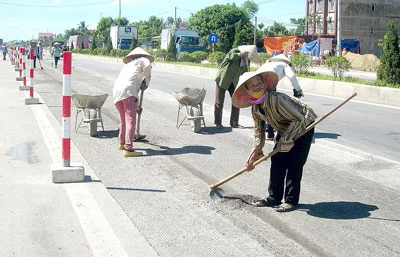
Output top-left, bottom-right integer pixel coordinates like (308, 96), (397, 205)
(1, 0), (306, 42)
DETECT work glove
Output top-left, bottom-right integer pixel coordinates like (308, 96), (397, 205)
(136, 108), (143, 115)
(140, 80), (148, 91)
(293, 89), (304, 98)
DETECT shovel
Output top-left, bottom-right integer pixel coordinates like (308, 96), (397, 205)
(135, 81), (147, 141)
(209, 93), (358, 199)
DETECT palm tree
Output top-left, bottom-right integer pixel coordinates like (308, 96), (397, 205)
(77, 21), (89, 35)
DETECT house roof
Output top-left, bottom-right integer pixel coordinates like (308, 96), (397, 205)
(39, 32), (55, 37)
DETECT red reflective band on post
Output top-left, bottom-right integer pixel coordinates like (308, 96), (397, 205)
(30, 69), (34, 78)
(30, 49), (34, 59)
(62, 138), (71, 160)
(63, 52), (72, 74)
(62, 96), (71, 117)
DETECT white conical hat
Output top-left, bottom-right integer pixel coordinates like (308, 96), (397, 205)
(238, 45), (260, 63)
(232, 63), (279, 108)
(123, 47), (154, 64)
(268, 54), (291, 65)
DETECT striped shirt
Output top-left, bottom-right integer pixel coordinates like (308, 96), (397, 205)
(250, 91), (317, 151)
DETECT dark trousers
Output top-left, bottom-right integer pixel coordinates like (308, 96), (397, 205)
(214, 83), (240, 126)
(267, 128), (314, 206)
(54, 57), (60, 67)
(2, 52), (6, 60)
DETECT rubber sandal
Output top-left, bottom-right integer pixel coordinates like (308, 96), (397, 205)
(253, 198), (277, 207)
(276, 203), (297, 212)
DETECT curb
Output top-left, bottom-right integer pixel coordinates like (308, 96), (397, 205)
(74, 54), (400, 107)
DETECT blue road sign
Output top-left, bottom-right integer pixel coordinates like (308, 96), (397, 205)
(209, 34), (219, 44)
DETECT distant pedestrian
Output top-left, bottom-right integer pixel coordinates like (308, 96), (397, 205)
(51, 42), (62, 68)
(30, 40), (39, 68)
(1, 44), (7, 60)
(38, 41), (43, 60)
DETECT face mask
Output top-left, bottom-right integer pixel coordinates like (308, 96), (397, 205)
(248, 91), (268, 104)
(247, 89), (264, 99)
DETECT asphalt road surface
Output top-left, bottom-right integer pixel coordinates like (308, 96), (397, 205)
(32, 54), (399, 257)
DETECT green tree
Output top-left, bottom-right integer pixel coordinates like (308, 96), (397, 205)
(263, 22), (289, 36)
(232, 20), (242, 48)
(95, 17), (114, 47)
(64, 28), (82, 42)
(188, 3), (253, 53)
(114, 17), (129, 26)
(377, 20), (400, 85)
(307, 12), (323, 35)
(90, 31), (97, 51)
(242, 0), (258, 19)
(325, 56), (351, 79)
(131, 15), (165, 40)
(77, 21), (89, 35)
(165, 17), (175, 29)
(290, 18), (305, 35)
(290, 53), (311, 73)
(106, 35), (113, 53)
(166, 33), (177, 61)
(130, 33), (137, 50)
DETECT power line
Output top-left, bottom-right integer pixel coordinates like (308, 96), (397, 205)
(0, 0), (113, 8)
(256, 0), (276, 4)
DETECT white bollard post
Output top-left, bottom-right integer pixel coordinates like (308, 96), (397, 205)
(19, 48), (29, 90)
(62, 51), (72, 167)
(25, 48), (39, 104)
(51, 51), (85, 183)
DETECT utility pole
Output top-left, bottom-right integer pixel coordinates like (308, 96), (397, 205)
(337, 0), (341, 56)
(118, 0), (121, 18)
(254, 16), (257, 45)
(174, 7), (177, 28)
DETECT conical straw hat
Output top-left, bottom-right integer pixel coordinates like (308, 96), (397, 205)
(123, 47), (154, 64)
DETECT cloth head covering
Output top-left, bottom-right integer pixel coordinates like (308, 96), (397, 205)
(268, 53), (291, 65)
(238, 45), (260, 63)
(232, 64), (279, 108)
(123, 47), (154, 64)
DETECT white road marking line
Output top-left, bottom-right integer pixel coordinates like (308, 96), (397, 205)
(29, 98), (129, 257)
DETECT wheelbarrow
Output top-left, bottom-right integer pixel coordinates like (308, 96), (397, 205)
(172, 87), (206, 133)
(71, 93), (108, 137)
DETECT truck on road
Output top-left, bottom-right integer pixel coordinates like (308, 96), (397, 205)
(110, 25), (138, 50)
(161, 28), (205, 56)
(68, 35), (89, 49)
